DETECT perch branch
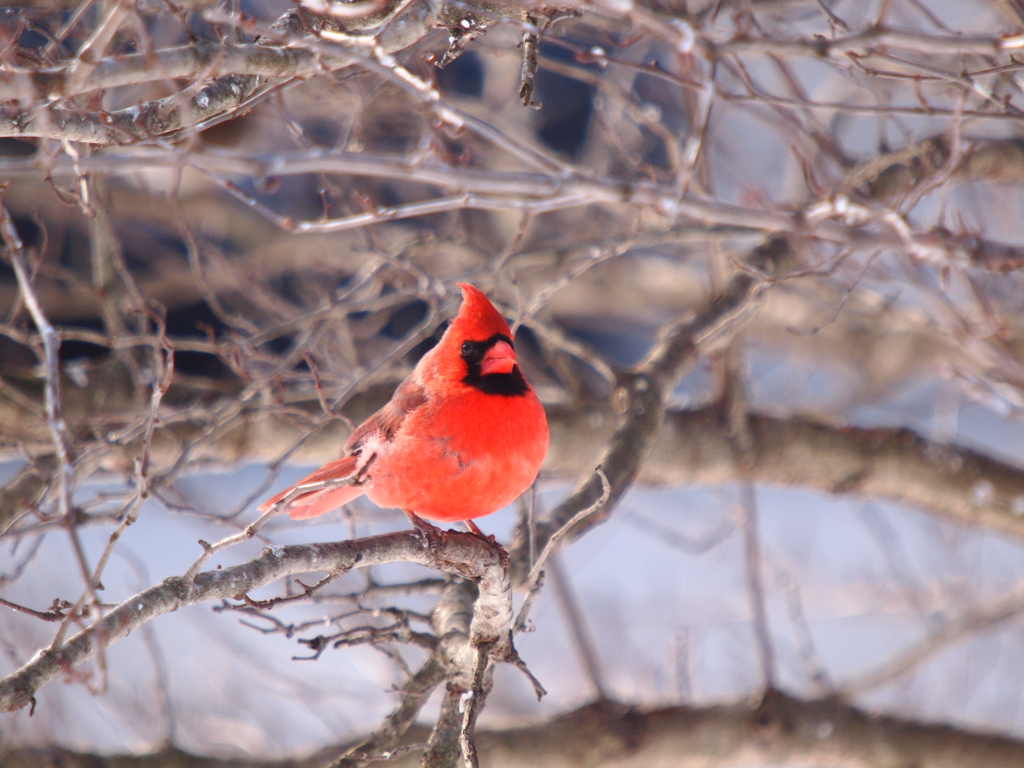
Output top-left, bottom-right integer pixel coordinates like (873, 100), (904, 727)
(0, 529), (514, 713)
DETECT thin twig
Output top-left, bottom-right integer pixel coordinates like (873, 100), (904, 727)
(0, 596), (67, 622)
(524, 466), (609, 589)
(0, 196), (93, 653)
(548, 555), (607, 701)
(738, 483), (776, 690)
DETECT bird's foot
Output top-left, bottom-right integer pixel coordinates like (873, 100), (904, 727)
(466, 519), (509, 571)
(404, 510), (445, 554)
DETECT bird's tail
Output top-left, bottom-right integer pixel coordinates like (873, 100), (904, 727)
(257, 456), (366, 519)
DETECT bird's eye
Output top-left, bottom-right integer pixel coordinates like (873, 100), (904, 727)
(460, 341), (473, 356)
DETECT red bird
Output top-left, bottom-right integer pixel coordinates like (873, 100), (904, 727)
(259, 284), (549, 534)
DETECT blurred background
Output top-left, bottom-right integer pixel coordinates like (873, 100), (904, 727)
(5, 0), (1024, 765)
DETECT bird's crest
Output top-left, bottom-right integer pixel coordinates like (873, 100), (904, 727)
(450, 283), (513, 342)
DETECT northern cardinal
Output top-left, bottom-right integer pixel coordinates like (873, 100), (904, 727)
(258, 284), (549, 534)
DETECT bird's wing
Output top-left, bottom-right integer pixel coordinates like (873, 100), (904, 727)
(344, 376), (428, 453)
(256, 455), (361, 514)
(257, 377), (427, 519)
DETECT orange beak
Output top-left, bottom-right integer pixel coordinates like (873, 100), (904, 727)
(480, 340), (517, 376)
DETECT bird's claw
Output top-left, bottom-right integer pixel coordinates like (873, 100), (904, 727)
(492, 538), (510, 571)
(404, 510), (445, 555)
(466, 520), (508, 570)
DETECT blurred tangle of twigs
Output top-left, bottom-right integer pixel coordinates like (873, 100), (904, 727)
(6, 0), (1024, 766)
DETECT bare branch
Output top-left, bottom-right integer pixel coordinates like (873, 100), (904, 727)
(9, 691), (1024, 767)
(547, 555), (606, 701)
(642, 409), (1024, 542)
(0, 529), (513, 712)
(423, 580), (477, 768)
(330, 657), (446, 768)
(0, 595), (67, 622)
(843, 582), (1024, 695)
(0, 74), (265, 144)
(510, 239), (783, 585)
(0, 42), (347, 101)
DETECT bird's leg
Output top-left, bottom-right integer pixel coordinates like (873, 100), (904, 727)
(403, 509), (444, 553)
(465, 519), (509, 569)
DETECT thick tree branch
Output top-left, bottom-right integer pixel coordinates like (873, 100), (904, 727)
(645, 409), (1024, 541)
(422, 580), (477, 768)
(7, 690), (1024, 767)
(6, 381), (1024, 545)
(0, 42), (346, 102)
(539, 399), (1024, 541)
(0, 530), (512, 713)
(0, 73), (264, 144)
(509, 239), (784, 584)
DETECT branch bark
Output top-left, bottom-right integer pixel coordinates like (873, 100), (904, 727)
(509, 237), (784, 583)
(0, 42), (346, 101)
(0, 530), (511, 713)
(6, 382), (1024, 544)
(0, 73), (264, 144)
(7, 690), (1024, 768)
